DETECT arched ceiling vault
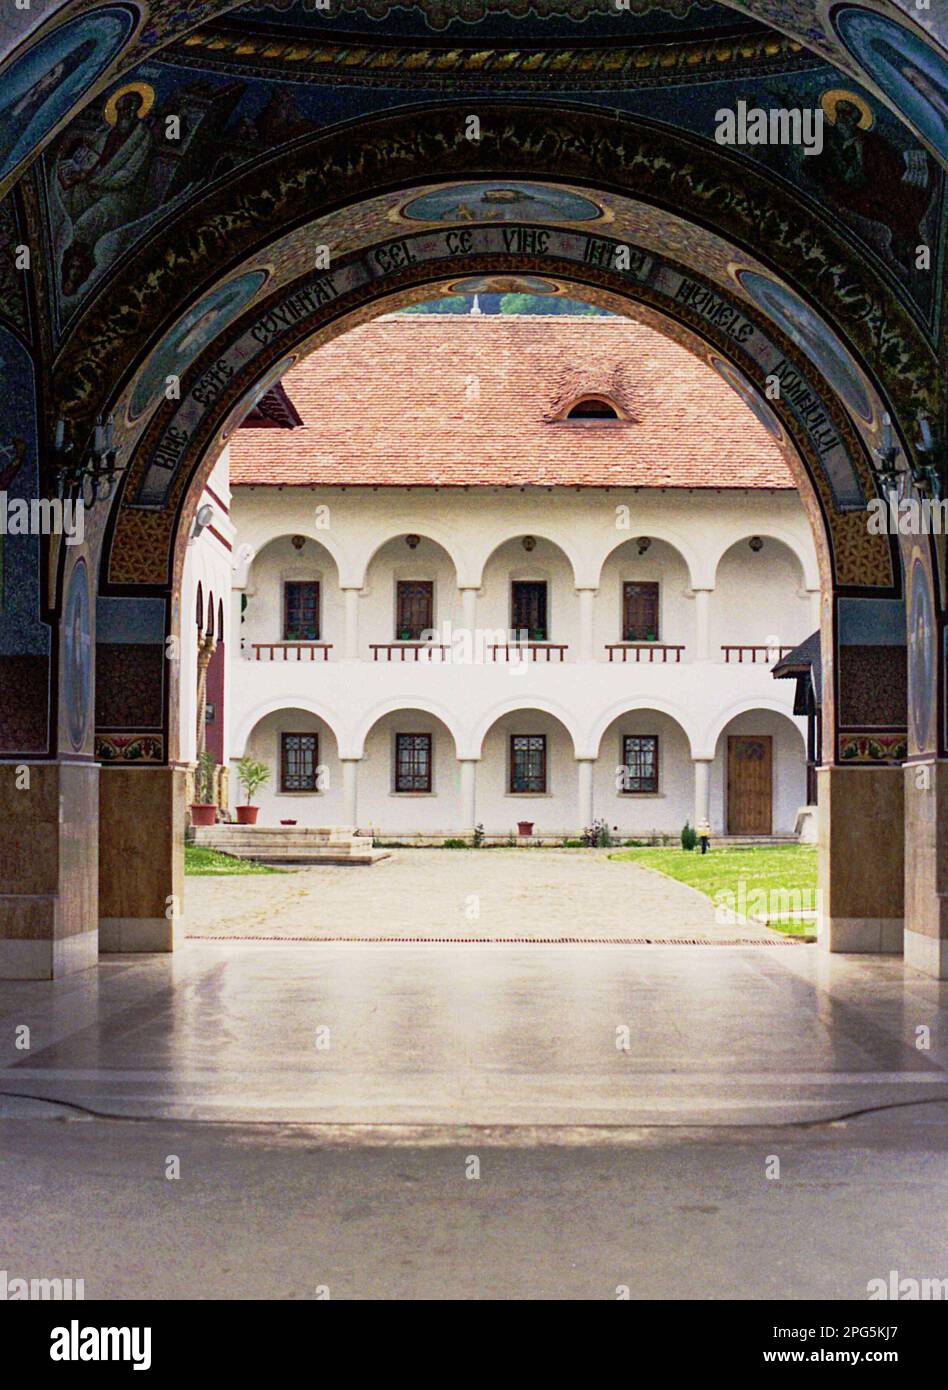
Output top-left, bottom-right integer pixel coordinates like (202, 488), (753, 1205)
(1, 0), (946, 209)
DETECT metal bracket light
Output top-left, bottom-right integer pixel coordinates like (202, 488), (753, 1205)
(52, 415), (121, 507)
(871, 413), (903, 507)
(911, 416), (944, 502)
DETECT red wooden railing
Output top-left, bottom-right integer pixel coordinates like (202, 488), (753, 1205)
(370, 643), (453, 662)
(606, 644), (684, 663)
(721, 645), (795, 664)
(251, 643), (332, 660)
(488, 643), (568, 662)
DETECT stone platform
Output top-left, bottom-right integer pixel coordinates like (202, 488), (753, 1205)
(190, 823), (389, 865)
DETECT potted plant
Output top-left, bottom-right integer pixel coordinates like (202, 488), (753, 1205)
(517, 820), (534, 836)
(398, 628), (412, 641)
(235, 755), (270, 824)
(190, 750), (217, 827)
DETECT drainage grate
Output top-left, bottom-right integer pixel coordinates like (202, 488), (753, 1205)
(186, 935), (803, 945)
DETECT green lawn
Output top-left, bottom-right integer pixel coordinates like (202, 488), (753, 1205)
(609, 844), (818, 937)
(185, 845), (282, 875)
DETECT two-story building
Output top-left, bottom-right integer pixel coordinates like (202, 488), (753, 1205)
(181, 312), (819, 841)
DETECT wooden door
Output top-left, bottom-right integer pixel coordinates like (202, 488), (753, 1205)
(727, 735), (772, 835)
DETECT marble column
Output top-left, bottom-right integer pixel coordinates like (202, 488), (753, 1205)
(341, 588), (361, 662)
(693, 757), (712, 829)
(577, 757), (594, 830)
(693, 588), (713, 662)
(459, 587), (478, 638)
(459, 758), (477, 833)
(99, 765), (186, 954)
(817, 765), (903, 955)
(577, 588), (596, 664)
(904, 760), (948, 978)
(341, 758), (360, 827)
(0, 760), (99, 978)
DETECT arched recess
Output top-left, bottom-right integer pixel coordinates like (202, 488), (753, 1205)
(475, 704), (579, 836)
(351, 696), (463, 763)
(711, 535), (816, 660)
(241, 534), (341, 654)
(709, 529), (819, 592)
(238, 704), (344, 827)
(592, 705), (697, 837)
(471, 698), (580, 762)
(710, 707), (809, 839)
(358, 706), (461, 836)
(6, 88), (937, 974)
(361, 534), (462, 649)
(478, 534), (580, 651)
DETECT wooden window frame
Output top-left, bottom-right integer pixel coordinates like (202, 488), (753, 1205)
(622, 580), (660, 642)
(280, 732), (319, 793)
(620, 734), (659, 795)
(283, 580), (320, 642)
(395, 580), (434, 641)
(509, 734), (547, 794)
(510, 580), (549, 642)
(395, 732), (433, 793)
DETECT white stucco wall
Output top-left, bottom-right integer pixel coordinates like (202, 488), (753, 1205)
(186, 482), (818, 836)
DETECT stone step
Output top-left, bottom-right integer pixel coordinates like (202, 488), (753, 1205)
(189, 823), (387, 865)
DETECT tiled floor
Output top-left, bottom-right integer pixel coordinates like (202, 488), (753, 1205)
(0, 939), (944, 1127)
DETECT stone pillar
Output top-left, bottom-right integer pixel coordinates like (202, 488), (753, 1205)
(0, 761), (99, 979)
(693, 588), (712, 662)
(342, 588), (360, 661)
(693, 757), (712, 829)
(459, 587), (478, 638)
(195, 633), (215, 757)
(904, 761), (948, 978)
(99, 766), (186, 953)
(577, 757), (594, 830)
(817, 765), (903, 955)
(577, 588), (596, 663)
(459, 758), (477, 833)
(341, 758), (359, 827)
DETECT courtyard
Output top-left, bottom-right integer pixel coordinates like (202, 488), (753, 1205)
(183, 847), (791, 942)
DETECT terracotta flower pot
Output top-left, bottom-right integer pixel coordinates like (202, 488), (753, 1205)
(517, 821), (534, 836)
(235, 805), (259, 825)
(190, 803), (217, 827)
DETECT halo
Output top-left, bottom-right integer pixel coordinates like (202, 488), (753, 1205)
(820, 88), (874, 130)
(104, 81), (155, 126)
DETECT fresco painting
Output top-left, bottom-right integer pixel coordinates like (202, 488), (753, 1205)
(128, 270), (269, 422)
(401, 184), (603, 224)
(0, 7), (137, 184)
(710, 355), (785, 442)
(833, 5), (948, 163)
(735, 269), (875, 426)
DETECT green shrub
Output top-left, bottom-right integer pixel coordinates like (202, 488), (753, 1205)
(681, 821), (698, 851)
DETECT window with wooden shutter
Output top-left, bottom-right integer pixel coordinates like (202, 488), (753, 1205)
(622, 581), (659, 641)
(396, 581), (433, 639)
(510, 734), (547, 793)
(283, 581), (320, 641)
(511, 581), (548, 641)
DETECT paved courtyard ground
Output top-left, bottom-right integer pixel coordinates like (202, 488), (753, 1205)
(184, 847), (783, 941)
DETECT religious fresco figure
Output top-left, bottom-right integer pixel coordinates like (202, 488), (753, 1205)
(0, 7), (135, 183)
(55, 84), (157, 297)
(801, 89), (936, 273)
(833, 5), (948, 163)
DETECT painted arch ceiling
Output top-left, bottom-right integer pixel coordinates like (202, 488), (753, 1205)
(0, 0), (946, 602)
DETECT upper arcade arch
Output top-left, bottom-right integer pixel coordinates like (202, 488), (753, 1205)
(710, 528), (819, 592)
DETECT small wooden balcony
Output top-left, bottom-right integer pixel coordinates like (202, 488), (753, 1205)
(606, 643), (684, 663)
(251, 642), (333, 661)
(370, 642), (453, 662)
(721, 644), (795, 664)
(488, 643), (568, 662)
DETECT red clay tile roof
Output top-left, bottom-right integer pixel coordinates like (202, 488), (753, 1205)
(230, 315), (795, 489)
